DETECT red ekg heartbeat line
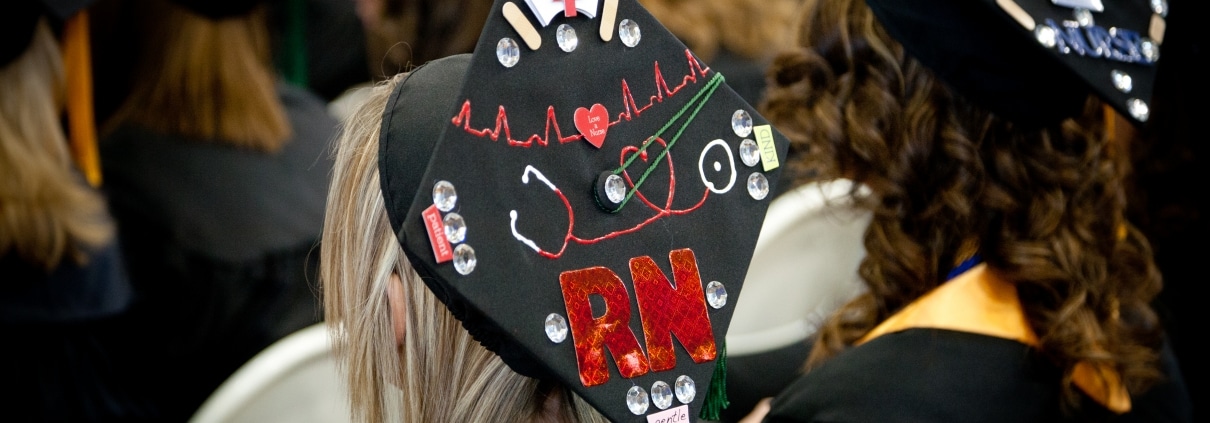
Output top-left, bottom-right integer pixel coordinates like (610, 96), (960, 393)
(450, 49), (712, 147)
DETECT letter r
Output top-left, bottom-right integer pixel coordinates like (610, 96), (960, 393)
(560, 267), (651, 386)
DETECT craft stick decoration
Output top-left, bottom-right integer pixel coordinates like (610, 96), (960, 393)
(377, 0), (791, 421)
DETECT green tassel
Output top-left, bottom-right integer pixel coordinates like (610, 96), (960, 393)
(698, 340), (729, 421)
(277, 0), (309, 88)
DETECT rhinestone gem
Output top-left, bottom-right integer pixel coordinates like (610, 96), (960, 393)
(443, 212), (467, 243)
(433, 180), (457, 212)
(705, 281), (727, 309)
(747, 172), (769, 200)
(1073, 8), (1094, 27)
(605, 174), (626, 204)
(453, 244), (477, 275)
(619, 19), (641, 47)
(556, 24), (578, 52)
(497, 38), (520, 68)
(731, 109), (753, 137)
(1139, 38), (1160, 63)
(626, 386), (650, 415)
(1111, 70), (1133, 93)
(1035, 26), (1057, 49)
(1128, 98), (1150, 122)
(739, 139), (760, 167)
(1052, 0), (1104, 12)
(1151, 0), (1168, 17)
(651, 381), (673, 410)
(674, 375), (696, 403)
(545, 313), (568, 343)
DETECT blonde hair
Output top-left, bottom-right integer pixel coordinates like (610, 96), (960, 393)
(320, 74), (608, 423)
(104, 0), (289, 152)
(640, 0), (803, 61)
(0, 19), (112, 270)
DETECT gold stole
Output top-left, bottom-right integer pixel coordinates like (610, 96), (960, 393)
(856, 264), (1131, 414)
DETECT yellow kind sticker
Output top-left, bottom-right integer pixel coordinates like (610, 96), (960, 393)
(755, 125), (780, 171)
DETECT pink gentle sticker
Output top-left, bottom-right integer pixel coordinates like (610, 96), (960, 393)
(574, 103), (609, 148)
(422, 205), (453, 263)
(646, 405), (689, 423)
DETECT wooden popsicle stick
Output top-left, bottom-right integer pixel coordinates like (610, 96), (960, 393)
(599, 0), (618, 42)
(503, 2), (542, 50)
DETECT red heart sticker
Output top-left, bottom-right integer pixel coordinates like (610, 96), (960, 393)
(574, 103), (609, 148)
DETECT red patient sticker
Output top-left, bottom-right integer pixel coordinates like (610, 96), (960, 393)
(647, 405), (689, 423)
(423, 205), (453, 263)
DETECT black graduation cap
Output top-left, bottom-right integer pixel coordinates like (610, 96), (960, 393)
(1, 0), (92, 66)
(865, 0), (1168, 127)
(377, 0), (790, 421)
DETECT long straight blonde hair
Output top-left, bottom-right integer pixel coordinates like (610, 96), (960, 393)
(320, 74), (608, 423)
(104, 0), (289, 152)
(1, 19), (112, 270)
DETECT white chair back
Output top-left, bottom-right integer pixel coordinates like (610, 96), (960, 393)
(189, 323), (351, 423)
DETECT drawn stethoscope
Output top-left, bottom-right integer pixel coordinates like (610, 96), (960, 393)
(509, 135), (737, 259)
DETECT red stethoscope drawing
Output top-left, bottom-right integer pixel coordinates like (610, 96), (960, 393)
(509, 133), (738, 259)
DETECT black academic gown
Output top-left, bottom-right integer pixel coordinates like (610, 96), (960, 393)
(1, 242), (156, 422)
(764, 328), (1191, 423)
(99, 83), (337, 421)
(762, 265), (1193, 423)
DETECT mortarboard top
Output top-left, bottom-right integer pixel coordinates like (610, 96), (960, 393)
(864, 0), (1169, 128)
(1, 0), (93, 67)
(377, 0), (791, 421)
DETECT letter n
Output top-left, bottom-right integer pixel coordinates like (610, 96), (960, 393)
(630, 249), (717, 371)
(560, 267), (650, 386)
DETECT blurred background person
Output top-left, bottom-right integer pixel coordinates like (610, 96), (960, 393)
(95, 0), (337, 419)
(1, 0), (153, 420)
(90, 0), (369, 122)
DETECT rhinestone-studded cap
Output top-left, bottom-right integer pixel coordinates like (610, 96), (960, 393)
(376, 1), (790, 421)
(864, 0), (1169, 127)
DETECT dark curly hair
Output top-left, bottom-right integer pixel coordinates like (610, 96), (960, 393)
(759, 0), (1164, 409)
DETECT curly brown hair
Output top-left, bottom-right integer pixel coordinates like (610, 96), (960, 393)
(759, 0), (1164, 409)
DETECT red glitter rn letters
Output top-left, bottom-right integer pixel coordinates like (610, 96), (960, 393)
(558, 248), (717, 387)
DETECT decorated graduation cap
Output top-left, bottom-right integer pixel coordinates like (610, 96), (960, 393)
(1, 0), (91, 66)
(378, 0), (790, 420)
(865, 0), (1168, 127)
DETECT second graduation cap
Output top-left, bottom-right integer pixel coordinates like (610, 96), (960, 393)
(864, 0), (1167, 127)
(377, 0), (791, 421)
